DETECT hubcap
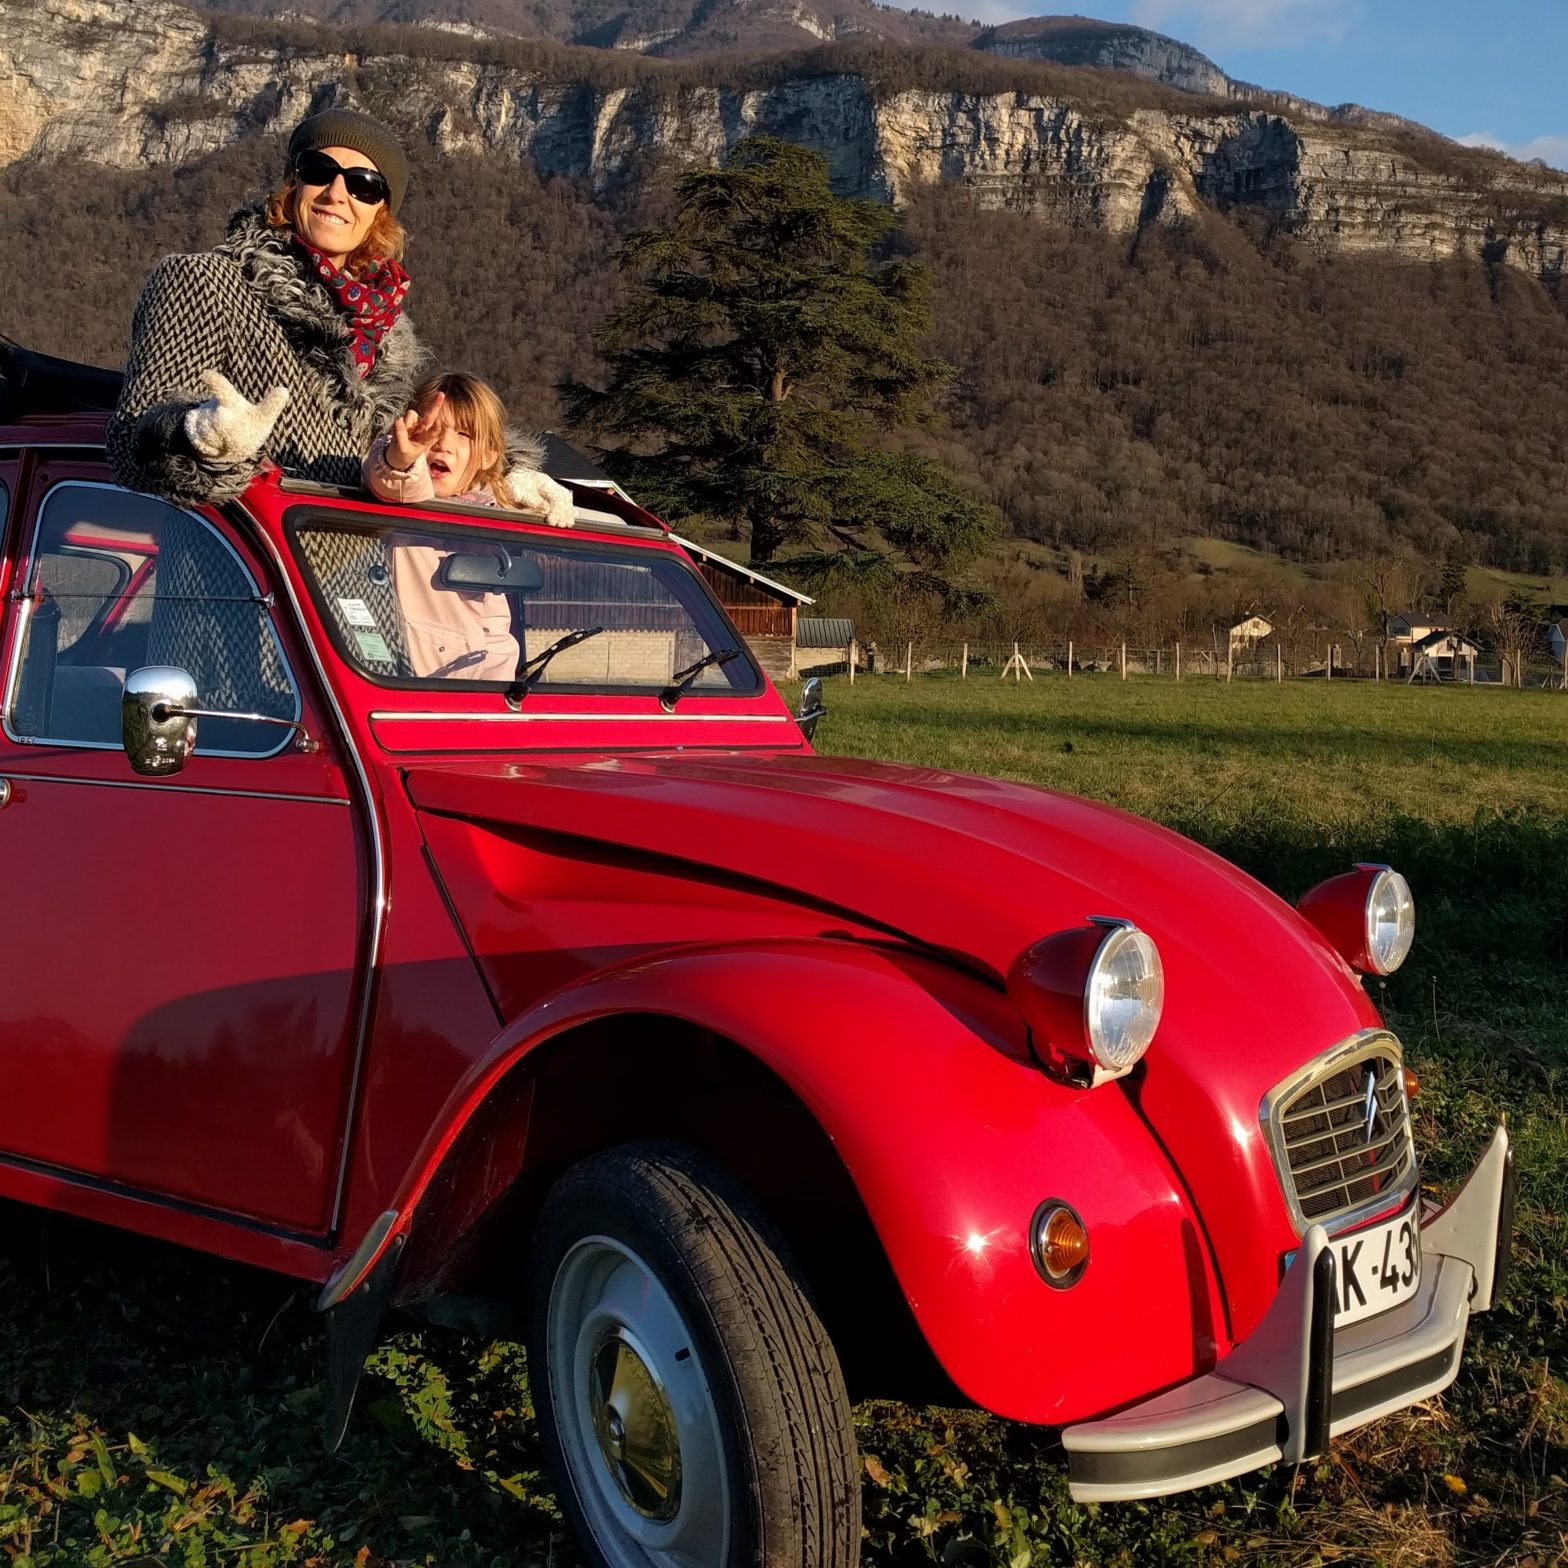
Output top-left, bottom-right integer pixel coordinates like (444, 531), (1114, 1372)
(589, 1327), (682, 1521)
(548, 1236), (730, 1568)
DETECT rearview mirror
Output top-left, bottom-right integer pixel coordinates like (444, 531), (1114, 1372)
(122, 666), (198, 777)
(797, 676), (827, 742)
(436, 551), (544, 593)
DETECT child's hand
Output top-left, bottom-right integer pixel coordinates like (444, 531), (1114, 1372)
(387, 391), (446, 473)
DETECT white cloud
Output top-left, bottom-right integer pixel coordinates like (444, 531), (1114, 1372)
(1128, 0), (1357, 49)
(1458, 131), (1568, 171)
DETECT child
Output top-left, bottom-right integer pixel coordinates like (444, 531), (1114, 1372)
(364, 371), (576, 525)
(364, 372), (575, 680)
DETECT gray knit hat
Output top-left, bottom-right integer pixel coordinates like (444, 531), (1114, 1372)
(286, 109), (408, 215)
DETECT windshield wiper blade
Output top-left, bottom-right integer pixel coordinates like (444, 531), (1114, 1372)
(505, 625), (605, 707)
(659, 647), (742, 711)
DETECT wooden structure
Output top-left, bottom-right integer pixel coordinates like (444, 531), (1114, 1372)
(1402, 629), (1478, 681)
(534, 438), (815, 681)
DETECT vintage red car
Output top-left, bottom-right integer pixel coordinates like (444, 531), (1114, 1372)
(0, 341), (1512, 1568)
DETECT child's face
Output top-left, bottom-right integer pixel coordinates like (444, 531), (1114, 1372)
(425, 410), (498, 498)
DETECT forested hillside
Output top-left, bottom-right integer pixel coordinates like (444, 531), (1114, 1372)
(8, 134), (1566, 581)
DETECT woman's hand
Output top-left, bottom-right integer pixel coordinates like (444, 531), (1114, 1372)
(184, 371), (289, 461)
(387, 391), (446, 473)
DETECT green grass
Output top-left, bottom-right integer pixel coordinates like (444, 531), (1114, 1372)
(0, 678), (1564, 1565)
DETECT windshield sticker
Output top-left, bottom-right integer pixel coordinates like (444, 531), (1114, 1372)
(337, 597), (377, 628)
(353, 628), (394, 664)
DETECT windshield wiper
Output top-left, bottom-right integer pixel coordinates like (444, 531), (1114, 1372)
(660, 647), (742, 711)
(504, 626), (605, 707)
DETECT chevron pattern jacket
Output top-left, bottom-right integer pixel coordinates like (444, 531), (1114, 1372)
(107, 205), (425, 507)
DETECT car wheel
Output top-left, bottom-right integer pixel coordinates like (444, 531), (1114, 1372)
(527, 1141), (860, 1568)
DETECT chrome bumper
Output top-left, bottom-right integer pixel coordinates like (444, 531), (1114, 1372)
(1064, 1125), (1514, 1503)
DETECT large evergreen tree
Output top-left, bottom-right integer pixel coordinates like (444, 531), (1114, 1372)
(561, 138), (995, 581)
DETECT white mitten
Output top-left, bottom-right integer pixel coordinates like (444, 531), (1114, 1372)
(507, 466), (576, 528)
(185, 371), (289, 462)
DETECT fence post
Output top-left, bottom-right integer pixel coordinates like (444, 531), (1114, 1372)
(1276, 643), (1282, 683)
(1156, 649), (1162, 676)
(905, 641), (913, 682)
(1175, 643), (1181, 682)
(1226, 643), (1233, 684)
(848, 640), (856, 685)
(961, 642), (968, 680)
(1120, 642), (1127, 681)
(1326, 644), (1333, 681)
(1374, 643), (1380, 682)
(1067, 640), (1074, 679)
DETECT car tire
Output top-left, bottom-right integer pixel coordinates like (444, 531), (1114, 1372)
(526, 1141), (861, 1568)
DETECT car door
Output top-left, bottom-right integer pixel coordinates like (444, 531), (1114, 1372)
(0, 467), (366, 1236)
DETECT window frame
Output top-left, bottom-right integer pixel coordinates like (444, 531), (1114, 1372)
(286, 505), (766, 702)
(2, 479), (303, 760)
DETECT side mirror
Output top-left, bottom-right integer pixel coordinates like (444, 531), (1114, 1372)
(122, 666), (199, 777)
(797, 676), (827, 743)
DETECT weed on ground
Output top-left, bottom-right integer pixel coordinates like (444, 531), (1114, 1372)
(0, 678), (1561, 1566)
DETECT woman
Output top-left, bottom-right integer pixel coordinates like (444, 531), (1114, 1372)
(107, 108), (424, 506)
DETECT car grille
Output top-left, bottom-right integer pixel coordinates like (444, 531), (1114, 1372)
(1267, 1041), (1415, 1231)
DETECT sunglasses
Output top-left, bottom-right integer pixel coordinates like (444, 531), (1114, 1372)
(293, 149), (390, 207)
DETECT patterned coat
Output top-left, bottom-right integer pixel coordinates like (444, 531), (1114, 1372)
(108, 206), (424, 507)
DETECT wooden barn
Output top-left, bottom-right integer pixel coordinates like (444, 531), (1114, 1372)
(538, 436), (814, 681)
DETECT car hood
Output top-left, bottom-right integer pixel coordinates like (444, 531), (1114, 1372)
(407, 750), (1383, 1336)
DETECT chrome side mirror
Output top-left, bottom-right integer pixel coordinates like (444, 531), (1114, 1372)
(122, 666), (199, 777)
(797, 676), (827, 743)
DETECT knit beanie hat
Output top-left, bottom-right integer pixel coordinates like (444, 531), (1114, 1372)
(286, 109), (409, 215)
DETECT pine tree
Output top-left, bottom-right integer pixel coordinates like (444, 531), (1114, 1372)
(560, 138), (995, 582)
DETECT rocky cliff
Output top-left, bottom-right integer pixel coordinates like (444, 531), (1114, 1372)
(4, 0), (1565, 282)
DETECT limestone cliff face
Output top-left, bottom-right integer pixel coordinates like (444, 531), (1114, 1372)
(4, 0), (1565, 283)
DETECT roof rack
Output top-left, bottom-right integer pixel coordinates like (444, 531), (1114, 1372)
(0, 338), (124, 420)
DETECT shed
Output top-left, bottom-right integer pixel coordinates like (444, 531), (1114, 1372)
(1401, 629), (1479, 680)
(667, 535), (814, 682)
(536, 435), (816, 680)
(1548, 618), (1568, 664)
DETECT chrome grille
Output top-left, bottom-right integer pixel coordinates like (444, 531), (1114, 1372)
(1263, 1035), (1416, 1233)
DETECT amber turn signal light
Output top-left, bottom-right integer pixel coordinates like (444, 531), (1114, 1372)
(1402, 1066), (1421, 1100)
(1030, 1201), (1090, 1288)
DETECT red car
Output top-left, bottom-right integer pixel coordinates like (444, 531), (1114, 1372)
(0, 342), (1512, 1568)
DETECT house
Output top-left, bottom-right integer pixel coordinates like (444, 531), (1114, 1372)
(1227, 614), (1273, 651)
(1401, 629), (1479, 680)
(538, 436), (815, 681)
(1548, 618), (1568, 665)
(1387, 610), (1445, 647)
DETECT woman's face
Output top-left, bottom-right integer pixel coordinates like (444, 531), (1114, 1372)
(425, 410), (498, 497)
(293, 145), (383, 264)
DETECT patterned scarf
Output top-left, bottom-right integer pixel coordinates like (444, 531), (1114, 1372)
(294, 236), (411, 379)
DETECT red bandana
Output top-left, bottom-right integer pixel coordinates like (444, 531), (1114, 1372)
(295, 236), (410, 379)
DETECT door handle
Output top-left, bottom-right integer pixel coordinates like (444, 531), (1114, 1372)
(0, 778), (14, 809)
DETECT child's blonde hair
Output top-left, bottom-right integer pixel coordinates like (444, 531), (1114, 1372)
(410, 371), (519, 506)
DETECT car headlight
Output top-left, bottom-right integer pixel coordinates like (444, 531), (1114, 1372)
(1085, 922), (1165, 1071)
(1006, 918), (1165, 1086)
(1298, 863), (1415, 977)
(1363, 865), (1415, 975)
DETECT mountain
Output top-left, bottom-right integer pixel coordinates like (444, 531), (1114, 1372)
(4, 0), (1568, 579)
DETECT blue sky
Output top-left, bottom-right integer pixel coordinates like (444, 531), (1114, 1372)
(920, 1), (1568, 168)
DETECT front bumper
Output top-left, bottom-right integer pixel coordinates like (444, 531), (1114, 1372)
(1064, 1124), (1514, 1502)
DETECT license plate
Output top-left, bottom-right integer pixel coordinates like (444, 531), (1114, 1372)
(1323, 1208), (1422, 1327)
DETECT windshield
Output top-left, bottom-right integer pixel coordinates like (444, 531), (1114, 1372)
(290, 514), (760, 699)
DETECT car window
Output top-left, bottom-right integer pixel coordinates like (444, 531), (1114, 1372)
(6, 482), (299, 755)
(292, 515), (759, 698)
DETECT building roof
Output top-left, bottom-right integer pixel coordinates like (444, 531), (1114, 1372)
(1411, 629), (1478, 652)
(668, 534), (813, 606)
(798, 617), (856, 648)
(539, 432), (618, 487)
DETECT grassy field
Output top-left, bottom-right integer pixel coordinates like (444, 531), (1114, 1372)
(1, 678), (1564, 1566)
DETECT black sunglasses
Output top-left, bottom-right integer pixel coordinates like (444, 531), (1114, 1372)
(293, 149), (390, 207)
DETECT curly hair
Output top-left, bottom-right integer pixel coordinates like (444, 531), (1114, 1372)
(264, 176), (407, 279)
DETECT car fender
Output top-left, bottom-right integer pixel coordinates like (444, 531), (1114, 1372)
(347, 936), (1227, 1425)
